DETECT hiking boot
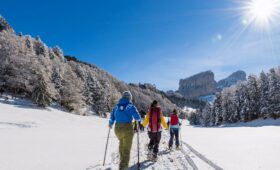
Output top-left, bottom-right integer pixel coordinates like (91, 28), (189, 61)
(168, 145), (172, 150)
(152, 153), (158, 161)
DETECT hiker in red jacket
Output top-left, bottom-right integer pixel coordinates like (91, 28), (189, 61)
(168, 109), (181, 149)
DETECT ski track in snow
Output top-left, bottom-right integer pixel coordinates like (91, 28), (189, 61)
(129, 131), (191, 170)
(91, 130), (224, 170)
(181, 141), (224, 170)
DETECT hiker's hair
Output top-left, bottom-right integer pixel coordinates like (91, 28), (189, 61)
(173, 109), (178, 114)
(151, 100), (158, 108)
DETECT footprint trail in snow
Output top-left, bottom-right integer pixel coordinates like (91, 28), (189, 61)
(90, 130), (223, 170)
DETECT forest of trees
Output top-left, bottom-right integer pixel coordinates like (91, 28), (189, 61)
(189, 67), (280, 126)
(0, 16), (179, 115)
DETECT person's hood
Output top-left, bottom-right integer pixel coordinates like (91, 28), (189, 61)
(118, 97), (131, 105)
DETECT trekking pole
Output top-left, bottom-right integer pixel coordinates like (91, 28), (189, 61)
(103, 127), (111, 166)
(179, 118), (183, 147)
(137, 121), (140, 170)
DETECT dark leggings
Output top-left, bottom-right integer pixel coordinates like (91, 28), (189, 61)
(169, 128), (179, 147)
(148, 131), (161, 155)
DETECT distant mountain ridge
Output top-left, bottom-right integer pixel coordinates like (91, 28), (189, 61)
(179, 71), (217, 99)
(217, 70), (246, 91)
(178, 70), (247, 99)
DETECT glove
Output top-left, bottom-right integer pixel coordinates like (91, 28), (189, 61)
(109, 124), (112, 128)
(165, 126), (169, 131)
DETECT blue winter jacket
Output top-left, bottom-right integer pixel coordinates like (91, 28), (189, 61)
(109, 98), (141, 126)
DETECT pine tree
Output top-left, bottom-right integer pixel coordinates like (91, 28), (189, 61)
(239, 83), (250, 122)
(221, 88), (236, 124)
(52, 68), (61, 90)
(221, 90), (230, 124)
(32, 76), (52, 107)
(231, 88), (241, 123)
(268, 68), (280, 119)
(214, 93), (223, 125)
(201, 102), (212, 126)
(33, 38), (47, 57)
(247, 75), (260, 121)
(188, 112), (201, 125)
(259, 71), (270, 118)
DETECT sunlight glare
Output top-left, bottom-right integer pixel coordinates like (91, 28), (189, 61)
(244, 0), (280, 27)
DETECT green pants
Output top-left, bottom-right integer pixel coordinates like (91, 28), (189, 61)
(115, 123), (134, 170)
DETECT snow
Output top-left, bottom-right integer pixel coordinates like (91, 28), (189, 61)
(181, 119), (280, 170)
(0, 98), (279, 170)
(0, 100), (119, 170)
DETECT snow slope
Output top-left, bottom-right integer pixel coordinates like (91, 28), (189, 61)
(181, 119), (280, 170)
(1, 98), (279, 170)
(0, 100), (119, 170)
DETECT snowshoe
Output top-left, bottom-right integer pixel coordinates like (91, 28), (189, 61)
(151, 154), (158, 162)
(147, 149), (153, 160)
(168, 145), (172, 150)
(168, 157), (174, 162)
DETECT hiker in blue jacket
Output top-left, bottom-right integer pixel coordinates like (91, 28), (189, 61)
(109, 91), (141, 170)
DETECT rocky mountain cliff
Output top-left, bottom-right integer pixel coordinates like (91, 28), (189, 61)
(217, 70), (246, 91)
(178, 70), (246, 99)
(178, 71), (217, 99)
(0, 16), (177, 115)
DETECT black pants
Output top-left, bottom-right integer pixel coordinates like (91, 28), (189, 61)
(148, 131), (161, 155)
(169, 128), (179, 147)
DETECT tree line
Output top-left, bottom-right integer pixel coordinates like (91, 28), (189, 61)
(189, 67), (280, 126)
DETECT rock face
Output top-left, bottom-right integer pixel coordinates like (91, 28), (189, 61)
(0, 16), (177, 115)
(178, 70), (247, 99)
(178, 71), (217, 98)
(217, 70), (246, 91)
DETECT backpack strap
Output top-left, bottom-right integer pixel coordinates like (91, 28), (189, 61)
(157, 107), (160, 131)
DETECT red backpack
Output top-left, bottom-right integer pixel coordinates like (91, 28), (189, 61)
(149, 107), (161, 132)
(170, 114), (179, 126)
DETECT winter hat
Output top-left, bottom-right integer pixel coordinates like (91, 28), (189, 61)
(122, 91), (132, 101)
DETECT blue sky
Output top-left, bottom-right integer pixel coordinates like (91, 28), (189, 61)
(1, 0), (280, 90)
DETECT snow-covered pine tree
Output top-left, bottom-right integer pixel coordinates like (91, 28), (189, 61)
(259, 71), (270, 119)
(214, 93), (223, 125)
(247, 75), (260, 121)
(221, 88), (236, 124)
(25, 35), (33, 50)
(32, 75), (52, 107)
(188, 111), (201, 125)
(239, 82), (250, 122)
(231, 87), (242, 123)
(33, 37), (47, 57)
(201, 102), (212, 126)
(52, 46), (64, 62)
(210, 106), (216, 126)
(60, 68), (85, 114)
(268, 68), (280, 119)
(221, 89), (230, 124)
(52, 67), (62, 90)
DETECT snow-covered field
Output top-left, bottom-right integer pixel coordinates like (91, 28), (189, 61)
(1, 99), (280, 170)
(0, 100), (119, 170)
(181, 119), (280, 170)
